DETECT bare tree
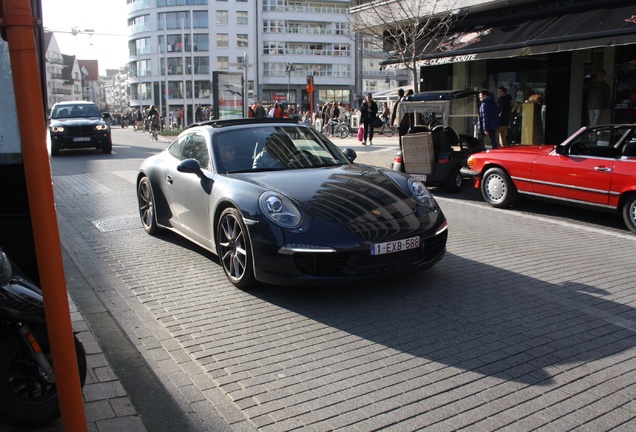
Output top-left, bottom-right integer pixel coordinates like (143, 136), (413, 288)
(350, 0), (461, 93)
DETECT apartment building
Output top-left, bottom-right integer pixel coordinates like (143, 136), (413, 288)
(126, 0), (358, 120)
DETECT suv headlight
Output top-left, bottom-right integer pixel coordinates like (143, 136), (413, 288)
(50, 126), (64, 132)
(259, 192), (302, 228)
(95, 124), (109, 131)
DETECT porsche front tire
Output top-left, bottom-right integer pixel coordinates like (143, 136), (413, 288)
(217, 208), (256, 289)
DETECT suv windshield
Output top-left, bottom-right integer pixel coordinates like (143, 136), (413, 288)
(52, 104), (101, 119)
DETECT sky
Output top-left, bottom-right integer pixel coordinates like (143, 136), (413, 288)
(41, 0), (129, 75)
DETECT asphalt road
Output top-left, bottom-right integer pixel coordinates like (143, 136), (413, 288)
(41, 126), (636, 431)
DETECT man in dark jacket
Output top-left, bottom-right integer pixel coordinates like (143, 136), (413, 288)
(479, 90), (500, 149)
(496, 86), (512, 147)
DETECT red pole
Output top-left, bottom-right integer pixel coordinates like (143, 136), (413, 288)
(1, 0), (87, 430)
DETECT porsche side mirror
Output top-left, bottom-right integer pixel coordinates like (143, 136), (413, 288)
(177, 158), (203, 177)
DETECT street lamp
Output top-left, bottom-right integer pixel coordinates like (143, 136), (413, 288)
(285, 62), (295, 104)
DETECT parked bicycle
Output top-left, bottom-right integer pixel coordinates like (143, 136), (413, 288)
(320, 119), (339, 137)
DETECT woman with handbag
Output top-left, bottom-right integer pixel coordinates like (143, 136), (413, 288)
(359, 93), (379, 145)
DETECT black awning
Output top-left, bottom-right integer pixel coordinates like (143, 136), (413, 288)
(382, 4), (636, 69)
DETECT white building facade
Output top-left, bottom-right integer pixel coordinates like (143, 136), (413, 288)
(126, 0), (357, 120)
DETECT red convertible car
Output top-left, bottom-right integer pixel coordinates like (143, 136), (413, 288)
(461, 124), (636, 234)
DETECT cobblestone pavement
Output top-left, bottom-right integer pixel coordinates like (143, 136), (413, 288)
(21, 127), (636, 431)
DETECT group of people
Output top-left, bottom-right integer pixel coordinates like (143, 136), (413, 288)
(358, 86), (516, 150)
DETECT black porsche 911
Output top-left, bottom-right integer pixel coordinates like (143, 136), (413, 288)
(137, 118), (448, 288)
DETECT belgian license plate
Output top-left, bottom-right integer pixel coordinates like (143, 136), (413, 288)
(370, 236), (420, 256)
(73, 137), (91, 142)
(410, 174), (427, 181)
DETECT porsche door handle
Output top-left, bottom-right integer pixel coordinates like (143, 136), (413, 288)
(166, 175), (174, 184)
(593, 166), (612, 172)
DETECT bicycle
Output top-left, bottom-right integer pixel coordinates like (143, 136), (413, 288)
(150, 125), (159, 141)
(321, 119), (341, 138)
(378, 122), (396, 137)
(335, 123), (351, 139)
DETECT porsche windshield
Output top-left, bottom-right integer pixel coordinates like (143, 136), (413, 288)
(213, 126), (350, 172)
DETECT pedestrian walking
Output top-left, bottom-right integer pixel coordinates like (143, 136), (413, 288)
(479, 90), (500, 149)
(360, 93), (379, 145)
(496, 86), (512, 147)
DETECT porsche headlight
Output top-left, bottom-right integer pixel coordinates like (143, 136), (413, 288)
(259, 192), (302, 228)
(50, 126), (64, 132)
(408, 178), (434, 206)
(95, 124), (109, 131)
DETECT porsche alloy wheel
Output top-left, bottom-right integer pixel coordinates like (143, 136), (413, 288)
(217, 208), (255, 288)
(481, 167), (518, 208)
(622, 194), (636, 235)
(137, 177), (159, 234)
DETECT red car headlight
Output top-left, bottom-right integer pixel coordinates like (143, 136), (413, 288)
(467, 155), (476, 169)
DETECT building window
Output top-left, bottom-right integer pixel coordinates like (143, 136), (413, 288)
(158, 0), (208, 5)
(129, 37), (151, 56)
(237, 34), (248, 48)
(263, 41), (284, 55)
(263, 19), (284, 33)
(160, 34), (210, 52)
(139, 59), (151, 77)
(140, 82), (152, 99)
(236, 11), (248, 25)
(333, 43), (349, 56)
(217, 34), (229, 48)
(192, 11), (208, 28)
(334, 22), (348, 36)
(158, 11), (208, 29)
(194, 81), (211, 98)
(217, 56), (229, 70)
(216, 11), (228, 25)
(192, 57), (210, 74)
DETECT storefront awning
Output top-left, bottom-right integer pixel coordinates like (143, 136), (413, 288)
(382, 4), (636, 69)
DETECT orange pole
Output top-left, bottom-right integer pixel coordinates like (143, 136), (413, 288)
(1, 0), (87, 430)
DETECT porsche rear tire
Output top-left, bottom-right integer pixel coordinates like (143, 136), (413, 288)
(217, 208), (255, 289)
(481, 167), (518, 208)
(137, 177), (159, 234)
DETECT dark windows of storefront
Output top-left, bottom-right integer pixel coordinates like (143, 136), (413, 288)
(614, 45), (636, 124)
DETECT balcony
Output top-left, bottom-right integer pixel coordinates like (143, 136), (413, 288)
(51, 88), (72, 95)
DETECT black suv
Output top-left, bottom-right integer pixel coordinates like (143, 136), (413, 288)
(48, 101), (112, 156)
